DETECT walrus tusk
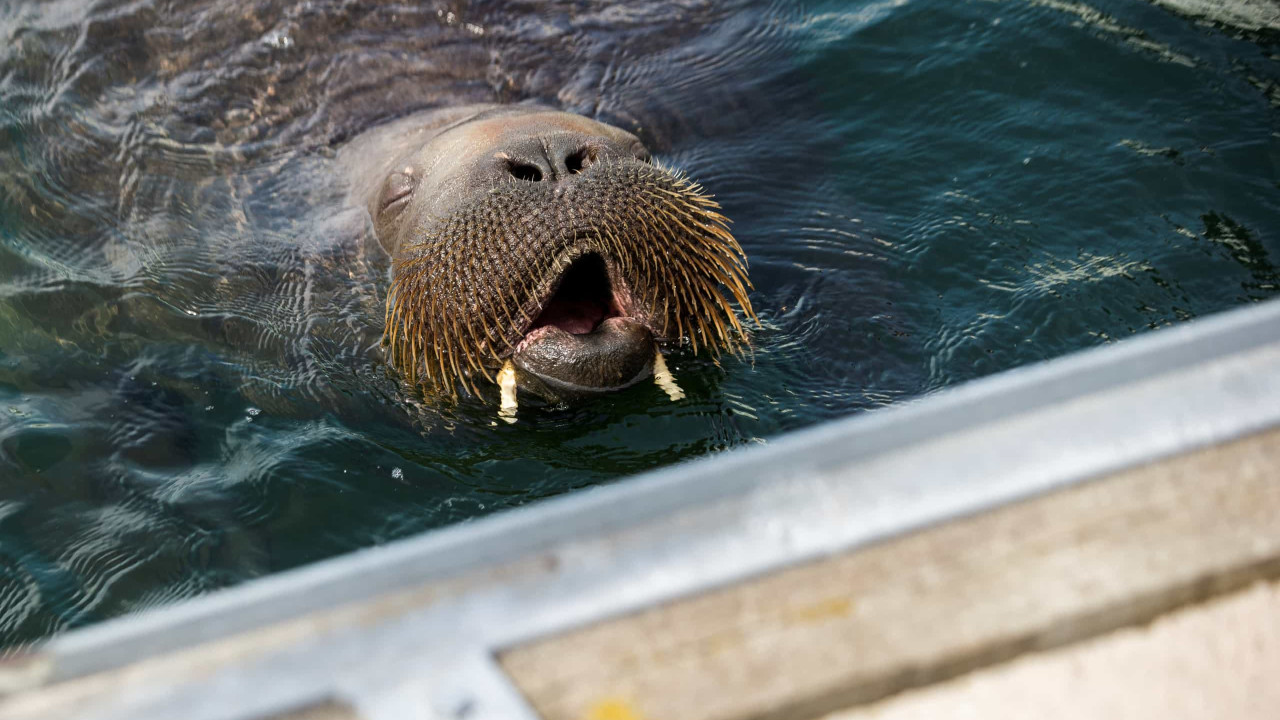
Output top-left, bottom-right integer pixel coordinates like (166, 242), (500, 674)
(653, 352), (685, 401)
(498, 360), (518, 423)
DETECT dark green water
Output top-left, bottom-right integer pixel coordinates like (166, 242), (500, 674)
(0, 0), (1277, 648)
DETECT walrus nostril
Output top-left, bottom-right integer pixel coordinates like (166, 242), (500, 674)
(507, 161), (542, 182)
(565, 148), (596, 174)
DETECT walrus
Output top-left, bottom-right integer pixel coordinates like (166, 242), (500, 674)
(0, 0), (795, 436)
(0, 0), (917, 650)
(337, 103), (755, 419)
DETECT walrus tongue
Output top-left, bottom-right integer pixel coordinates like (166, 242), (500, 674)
(529, 296), (608, 335)
(529, 253), (614, 335)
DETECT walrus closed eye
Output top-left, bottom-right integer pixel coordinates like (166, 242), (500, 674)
(341, 104), (755, 420)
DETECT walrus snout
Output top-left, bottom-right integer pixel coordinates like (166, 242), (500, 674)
(347, 105), (755, 402)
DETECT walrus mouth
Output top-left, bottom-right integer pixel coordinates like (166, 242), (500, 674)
(522, 253), (628, 341)
(385, 158), (754, 399)
(511, 251), (657, 394)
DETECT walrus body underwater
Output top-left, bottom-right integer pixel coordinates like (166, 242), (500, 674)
(338, 104), (754, 418)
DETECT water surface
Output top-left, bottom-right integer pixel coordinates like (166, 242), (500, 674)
(0, 0), (1277, 647)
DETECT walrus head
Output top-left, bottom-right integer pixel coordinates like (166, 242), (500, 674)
(355, 105), (754, 405)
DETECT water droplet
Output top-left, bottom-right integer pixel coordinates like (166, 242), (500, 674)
(262, 28), (294, 50)
(223, 108), (253, 126)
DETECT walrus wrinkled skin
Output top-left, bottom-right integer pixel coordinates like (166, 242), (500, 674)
(339, 104), (754, 402)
